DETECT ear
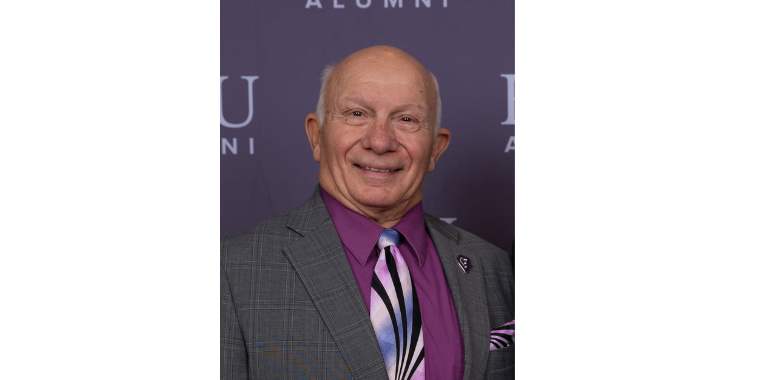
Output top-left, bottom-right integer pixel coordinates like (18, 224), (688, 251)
(305, 113), (322, 162)
(427, 127), (451, 173)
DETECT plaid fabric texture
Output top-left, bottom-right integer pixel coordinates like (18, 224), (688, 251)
(221, 187), (515, 379)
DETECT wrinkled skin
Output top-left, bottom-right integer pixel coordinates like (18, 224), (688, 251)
(305, 46), (451, 227)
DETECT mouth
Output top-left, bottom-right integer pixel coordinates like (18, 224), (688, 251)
(354, 164), (400, 173)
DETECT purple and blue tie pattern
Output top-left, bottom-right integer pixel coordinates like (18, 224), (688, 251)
(489, 320), (515, 350)
(370, 229), (425, 380)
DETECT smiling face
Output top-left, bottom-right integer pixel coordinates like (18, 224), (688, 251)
(305, 47), (450, 226)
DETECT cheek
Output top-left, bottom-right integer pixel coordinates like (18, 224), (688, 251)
(405, 142), (434, 166)
(327, 132), (362, 160)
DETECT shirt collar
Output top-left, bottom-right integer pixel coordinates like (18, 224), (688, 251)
(320, 187), (428, 267)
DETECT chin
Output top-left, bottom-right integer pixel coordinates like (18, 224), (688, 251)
(350, 188), (400, 209)
(355, 195), (399, 209)
(352, 185), (422, 211)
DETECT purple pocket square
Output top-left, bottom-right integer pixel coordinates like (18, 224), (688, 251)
(490, 320), (515, 350)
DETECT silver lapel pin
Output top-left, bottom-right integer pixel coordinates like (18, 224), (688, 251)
(457, 255), (472, 273)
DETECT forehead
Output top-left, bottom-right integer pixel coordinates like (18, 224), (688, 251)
(330, 56), (433, 107)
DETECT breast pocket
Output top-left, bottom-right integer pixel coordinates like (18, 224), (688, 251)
(485, 345), (515, 380)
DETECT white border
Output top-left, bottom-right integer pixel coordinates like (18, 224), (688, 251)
(1, 1), (219, 378)
(518, 1), (760, 378)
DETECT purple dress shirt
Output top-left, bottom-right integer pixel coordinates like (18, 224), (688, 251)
(320, 188), (465, 380)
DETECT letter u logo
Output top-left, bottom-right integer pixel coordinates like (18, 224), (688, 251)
(220, 76), (259, 128)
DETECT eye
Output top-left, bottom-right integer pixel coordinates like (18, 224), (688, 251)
(401, 117), (412, 122)
(352, 111), (363, 117)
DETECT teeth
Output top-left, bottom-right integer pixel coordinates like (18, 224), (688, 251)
(363, 166), (393, 172)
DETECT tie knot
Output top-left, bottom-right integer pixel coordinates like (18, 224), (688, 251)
(377, 228), (400, 251)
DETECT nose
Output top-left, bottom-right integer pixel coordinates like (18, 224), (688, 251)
(361, 117), (398, 154)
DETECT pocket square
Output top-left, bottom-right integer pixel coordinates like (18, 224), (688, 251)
(490, 320), (515, 350)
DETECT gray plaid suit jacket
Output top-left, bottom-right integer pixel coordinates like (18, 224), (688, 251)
(221, 187), (515, 379)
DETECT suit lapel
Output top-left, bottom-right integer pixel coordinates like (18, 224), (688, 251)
(282, 189), (387, 380)
(426, 215), (490, 380)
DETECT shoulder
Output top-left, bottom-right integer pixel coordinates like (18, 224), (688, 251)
(221, 188), (329, 265)
(424, 213), (512, 273)
(425, 214), (515, 324)
(222, 208), (294, 245)
(220, 209), (296, 265)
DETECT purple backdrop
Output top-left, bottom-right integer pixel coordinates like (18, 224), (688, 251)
(221, 0), (515, 252)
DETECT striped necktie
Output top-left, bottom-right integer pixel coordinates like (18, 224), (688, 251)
(370, 228), (425, 380)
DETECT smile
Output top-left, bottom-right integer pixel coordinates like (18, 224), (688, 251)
(355, 164), (399, 173)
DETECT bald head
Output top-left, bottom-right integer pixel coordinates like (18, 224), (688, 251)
(316, 46), (442, 132)
(303, 45), (451, 226)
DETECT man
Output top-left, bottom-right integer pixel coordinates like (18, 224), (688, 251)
(221, 46), (514, 380)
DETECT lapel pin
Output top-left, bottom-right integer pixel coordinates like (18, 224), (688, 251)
(457, 255), (472, 273)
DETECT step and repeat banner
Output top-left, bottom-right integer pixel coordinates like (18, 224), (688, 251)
(221, 0), (515, 253)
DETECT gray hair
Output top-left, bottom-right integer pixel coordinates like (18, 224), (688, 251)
(316, 64), (442, 132)
(316, 64), (335, 127)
